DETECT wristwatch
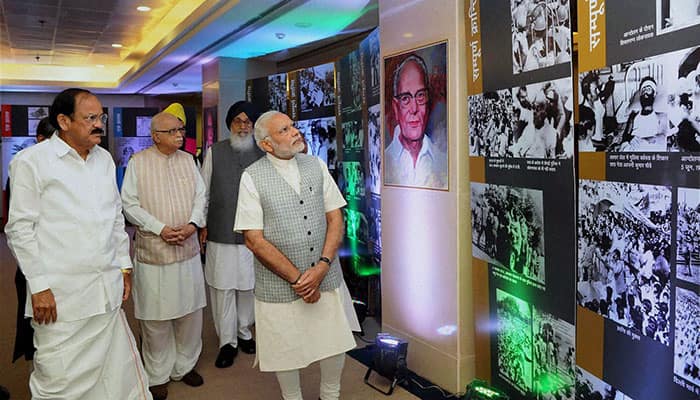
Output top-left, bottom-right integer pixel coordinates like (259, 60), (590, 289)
(318, 256), (331, 265)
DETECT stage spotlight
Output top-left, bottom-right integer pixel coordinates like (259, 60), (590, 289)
(463, 379), (509, 400)
(364, 333), (408, 395)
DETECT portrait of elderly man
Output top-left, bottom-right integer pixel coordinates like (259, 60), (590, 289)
(121, 111), (207, 400)
(234, 110), (359, 400)
(384, 50), (447, 190)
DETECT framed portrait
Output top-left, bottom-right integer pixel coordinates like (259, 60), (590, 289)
(383, 41), (448, 190)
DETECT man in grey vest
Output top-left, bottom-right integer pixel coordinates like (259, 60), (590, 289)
(200, 101), (264, 368)
(234, 110), (357, 400)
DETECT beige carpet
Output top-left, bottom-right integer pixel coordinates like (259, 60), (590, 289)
(0, 233), (418, 400)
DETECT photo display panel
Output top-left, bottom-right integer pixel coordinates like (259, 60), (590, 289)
(576, 1), (700, 399)
(467, 1), (577, 399)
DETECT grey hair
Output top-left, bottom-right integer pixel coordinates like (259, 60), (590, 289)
(253, 110), (283, 150)
(150, 111), (176, 133)
(392, 54), (429, 97)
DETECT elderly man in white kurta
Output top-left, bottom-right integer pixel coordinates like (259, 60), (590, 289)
(121, 111), (207, 400)
(200, 101), (263, 368)
(5, 88), (152, 399)
(235, 110), (358, 400)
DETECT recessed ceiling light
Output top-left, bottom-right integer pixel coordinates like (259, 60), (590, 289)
(402, 32), (414, 38)
(294, 22), (312, 28)
(111, 43), (123, 48)
(96, 64), (105, 68)
(275, 32), (286, 40)
(137, 6), (151, 12)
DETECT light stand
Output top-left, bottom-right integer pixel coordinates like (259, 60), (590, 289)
(363, 333), (408, 395)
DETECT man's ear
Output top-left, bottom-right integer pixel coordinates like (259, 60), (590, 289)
(260, 138), (274, 153)
(56, 114), (71, 131)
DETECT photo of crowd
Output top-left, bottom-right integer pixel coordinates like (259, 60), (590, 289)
(677, 187), (700, 284)
(532, 310), (575, 400)
(468, 90), (514, 157)
(576, 45), (700, 152)
(511, 0), (571, 74)
(368, 104), (381, 195)
(578, 180), (672, 345)
(674, 287), (700, 387)
(471, 183), (546, 285)
(342, 161), (366, 201)
(267, 73), (288, 114)
(496, 288), (533, 395)
(343, 118), (364, 153)
(368, 196), (382, 255)
(297, 116), (337, 170)
(299, 62), (335, 114)
(344, 208), (368, 244)
(575, 367), (634, 400)
(657, 0), (700, 35)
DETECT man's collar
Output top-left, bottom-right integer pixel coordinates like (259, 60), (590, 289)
(390, 126), (434, 160)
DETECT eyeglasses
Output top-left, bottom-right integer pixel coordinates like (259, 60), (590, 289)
(394, 88), (428, 107)
(233, 118), (252, 126)
(73, 113), (108, 126)
(155, 127), (186, 135)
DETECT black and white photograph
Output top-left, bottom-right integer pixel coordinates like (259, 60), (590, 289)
(468, 90), (514, 157)
(471, 183), (546, 285)
(342, 118), (364, 154)
(578, 180), (672, 345)
(2, 136), (36, 188)
(27, 106), (49, 136)
(533, 310), (575, 400)
(136, 115), (152, 137)
(496, 288), (533, 394)
(576, 45), (700, 152)
(361, 28), (380, 105)
(367, 104), (381, 195)
(268, 73), (288, 113)
(368, 194), (382, 255)
(344, 207), (368, 244)
(575, 367), (634, 400)
(338, 49), (362, 114)
(657, 0), (700, 35)
(511, 0), (572, 74)
(677, 187), (700, 284)
(342, 161), (366, 201)
(674, 287), (700, 388)
(299, 62), (335, 116)
(510, 77), (574, 159)
(297, 116), (337, 170)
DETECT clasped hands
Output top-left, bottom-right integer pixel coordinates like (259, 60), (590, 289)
(292, 263), (330, 304)
(160, 223), (197, 246)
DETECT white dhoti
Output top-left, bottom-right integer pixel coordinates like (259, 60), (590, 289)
(205, 241), (256, 348)
(255, 288), (357, 372)
(30, 308), (152, 400)
(132, 254), (207, 385)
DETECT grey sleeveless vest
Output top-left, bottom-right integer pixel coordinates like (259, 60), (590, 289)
(246, 153), (343, 303)
(207, 140), (263, 244)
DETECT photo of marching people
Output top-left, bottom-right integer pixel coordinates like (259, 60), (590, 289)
(511, 0), (572, 74)
(532, 310), (575, 400)
(510, 77), (574, 159)
(677, 187), (700, 284)
(296, 116), (337, 171)
(468, 89), (514, 157)
(342, 161), (366, 201)
(576, 45), (700, 152)
(471, 183), (546, 285)
(657, 0), (700, 35)
(496, 288), (533, 395)
(368, 104), (381, 195)
(575, 367), (634, 400)
(674, 287), (700, 387)
(299, 62), (335, 116)
(267, 73), (288, 114)
(578, 180), (672, 345)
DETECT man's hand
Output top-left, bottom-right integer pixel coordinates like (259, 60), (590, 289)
(31, 289), (57, 324)
(160, 226), (181, 245)
(178, 223), (197, 241)
(199, 227), (208, 253)
(122, 272), (132, 302)
(292, 263), (329, 298)
(302, 288), (321, 304)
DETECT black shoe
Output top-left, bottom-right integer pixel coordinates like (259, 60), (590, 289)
(149, 383), (168, 400)
(238, 337), (256, 354)
(215, 344), (237, 368)
(181, 369), (204, 387)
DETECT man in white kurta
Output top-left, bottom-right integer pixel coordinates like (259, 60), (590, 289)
(235, 110), (358, 400)
(200, 101), (263, 368)
(5, 88), (152, 400)
(121, 112), (207, 400)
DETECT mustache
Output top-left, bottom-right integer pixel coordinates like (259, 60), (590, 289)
(91, 128), (105, 135)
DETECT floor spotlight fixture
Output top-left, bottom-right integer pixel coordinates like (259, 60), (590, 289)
(364, 333), (408, 395)
(463, 379), (509, 400)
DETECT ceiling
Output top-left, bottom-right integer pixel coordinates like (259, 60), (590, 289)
(0, 0), (377, 94)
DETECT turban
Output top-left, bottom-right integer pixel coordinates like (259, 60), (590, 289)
(225, 101), (258, 132)
(163, 102), (186, 123)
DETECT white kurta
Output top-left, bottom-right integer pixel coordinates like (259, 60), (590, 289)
(200, 145), (255, 290)
(121, 157), (207, 320)
(234, 154), (359, 371)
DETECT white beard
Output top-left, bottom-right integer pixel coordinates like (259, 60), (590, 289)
(229, 133), (255, 151)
